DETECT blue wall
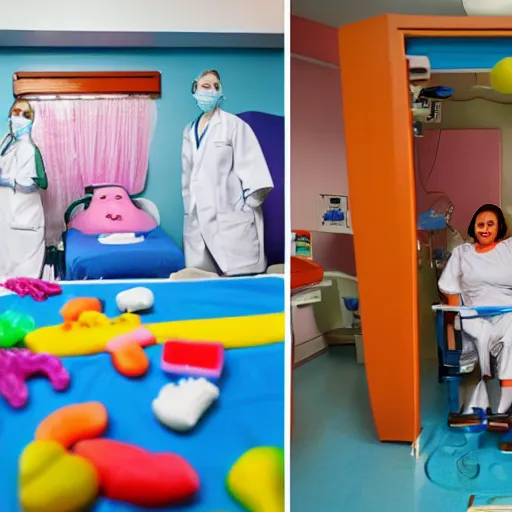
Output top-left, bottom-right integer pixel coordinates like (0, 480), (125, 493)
(405, 37), (512, 70)
(0, 48), (284, 245)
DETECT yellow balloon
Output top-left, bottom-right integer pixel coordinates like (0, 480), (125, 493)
(491, 57), (512, 94)
(226, 447), (284, 512)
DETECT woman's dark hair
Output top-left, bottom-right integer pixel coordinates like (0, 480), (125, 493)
(467, 203), (508, 241)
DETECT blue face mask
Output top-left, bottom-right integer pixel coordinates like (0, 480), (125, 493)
(193, 90), (223, 113)
(10, 115), (32, 138)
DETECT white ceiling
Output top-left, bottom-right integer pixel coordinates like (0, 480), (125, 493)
(291, 0), (467, 28)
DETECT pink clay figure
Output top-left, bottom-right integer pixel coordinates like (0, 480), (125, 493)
(2, 278), (62, 302)
(0, 348), (70, 408)
(68, 186), (157, 234)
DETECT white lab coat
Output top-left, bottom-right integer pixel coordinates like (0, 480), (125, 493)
(181, 108), (274, 276)
(0, 134), (45, 279)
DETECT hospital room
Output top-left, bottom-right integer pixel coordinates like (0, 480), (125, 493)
(290, 5), (512, 512)
(0, 2), (286, 512)
(2, 51), (284, 282)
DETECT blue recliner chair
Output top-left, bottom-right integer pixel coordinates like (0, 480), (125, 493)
(434, 304), (469, 413)
(433, 302), (512, 431)
(236, 111), (285, 268)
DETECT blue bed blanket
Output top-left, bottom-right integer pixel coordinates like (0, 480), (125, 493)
(0, 276), (284, 512)
(64, 228), (185, 280)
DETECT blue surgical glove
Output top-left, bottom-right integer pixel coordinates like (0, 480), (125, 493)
(0, 177), (14, 190)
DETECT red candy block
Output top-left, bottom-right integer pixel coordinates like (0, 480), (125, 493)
(73, 439), (200, 507)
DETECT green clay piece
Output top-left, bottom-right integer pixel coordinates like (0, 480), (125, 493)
(0, 311), (36, 348)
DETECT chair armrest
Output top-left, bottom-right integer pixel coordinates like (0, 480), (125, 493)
(434, 308), (463, 366)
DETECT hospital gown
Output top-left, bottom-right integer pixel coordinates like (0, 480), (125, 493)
(439, 239), (512, 380)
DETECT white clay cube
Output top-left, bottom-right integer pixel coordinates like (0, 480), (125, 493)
(116, 287), (154, 313)
(152, 377), (220, 432)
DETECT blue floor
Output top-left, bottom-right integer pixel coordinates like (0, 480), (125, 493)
(291, 346), (512, 512)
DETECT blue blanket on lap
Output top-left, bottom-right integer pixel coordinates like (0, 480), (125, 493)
(0, 277), (285, 512)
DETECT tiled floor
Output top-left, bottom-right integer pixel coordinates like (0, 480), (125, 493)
(291, 346), (510, 512)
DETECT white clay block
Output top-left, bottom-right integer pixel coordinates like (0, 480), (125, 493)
(152, 377), (220, 432)
(116, 287), (154, 313)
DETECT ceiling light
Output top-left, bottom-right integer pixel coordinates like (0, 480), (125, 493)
(462, 0), (512, 16)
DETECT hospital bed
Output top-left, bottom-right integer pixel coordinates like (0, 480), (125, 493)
(60, 111), (284, 281)
(0, 275), (284, 511)
(62, 196), (185, 280)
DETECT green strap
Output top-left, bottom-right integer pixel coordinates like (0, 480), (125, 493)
(32, 145), (48, 190)
(64, 195), (93, 225)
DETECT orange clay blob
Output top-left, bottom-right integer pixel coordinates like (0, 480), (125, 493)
(110, 343), (149, 378)
(60, 298), (103, 323)
(35, 402), (108, 449)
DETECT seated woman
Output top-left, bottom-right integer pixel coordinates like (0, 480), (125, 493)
(439, 203), (512, 422)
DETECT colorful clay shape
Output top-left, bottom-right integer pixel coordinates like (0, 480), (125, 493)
(227, 447), (284, 512)
(68, 185), (157, 234)
(152, 377), (220, 432)
(73, 439), (200, 507)
(116, 287), (155, 313)
(0, 349), (70, 409)
(109, 342), (150, 377)
(3, 278), (62, 302)
(0, 311), (36, 348)
(35, 402), (108, 449)
(60, 297), (103, 323)
(161, 340), (225, 381)
(19, 440), (99, 512)
(106, 326), (156, 377)
(24, 311), (285, 356)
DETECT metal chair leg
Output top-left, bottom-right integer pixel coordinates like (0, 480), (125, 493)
(447, 377), (461, 413)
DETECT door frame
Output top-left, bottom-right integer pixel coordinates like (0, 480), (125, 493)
(338, 14), (512, 442)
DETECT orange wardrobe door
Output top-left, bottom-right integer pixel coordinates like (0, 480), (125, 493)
(339, 15), (420, 442)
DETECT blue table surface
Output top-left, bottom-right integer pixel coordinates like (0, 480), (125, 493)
(0, 277), (285, 512)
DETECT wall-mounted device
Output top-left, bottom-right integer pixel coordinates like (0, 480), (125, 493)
(406, 55), (431, 83)
(319, 194), (349, 231)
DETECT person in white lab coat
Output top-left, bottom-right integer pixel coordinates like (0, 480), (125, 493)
(181, 69), (274, 276)
(0, 100), (48, 279)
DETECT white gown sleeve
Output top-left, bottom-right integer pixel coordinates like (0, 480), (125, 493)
(232, 119), (274, 208)
(438, 245), (464, 295)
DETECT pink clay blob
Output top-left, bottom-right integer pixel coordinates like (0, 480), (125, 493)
(69, 186), (157, 235)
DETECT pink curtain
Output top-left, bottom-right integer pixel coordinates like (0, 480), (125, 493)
(31, 97), (157, 245)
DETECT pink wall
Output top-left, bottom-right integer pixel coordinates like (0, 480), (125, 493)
(415, 129), (501, 235)
(291, 15), (356, 350)
(291, 52), (355, 276)
(291, 16), (339, 66)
